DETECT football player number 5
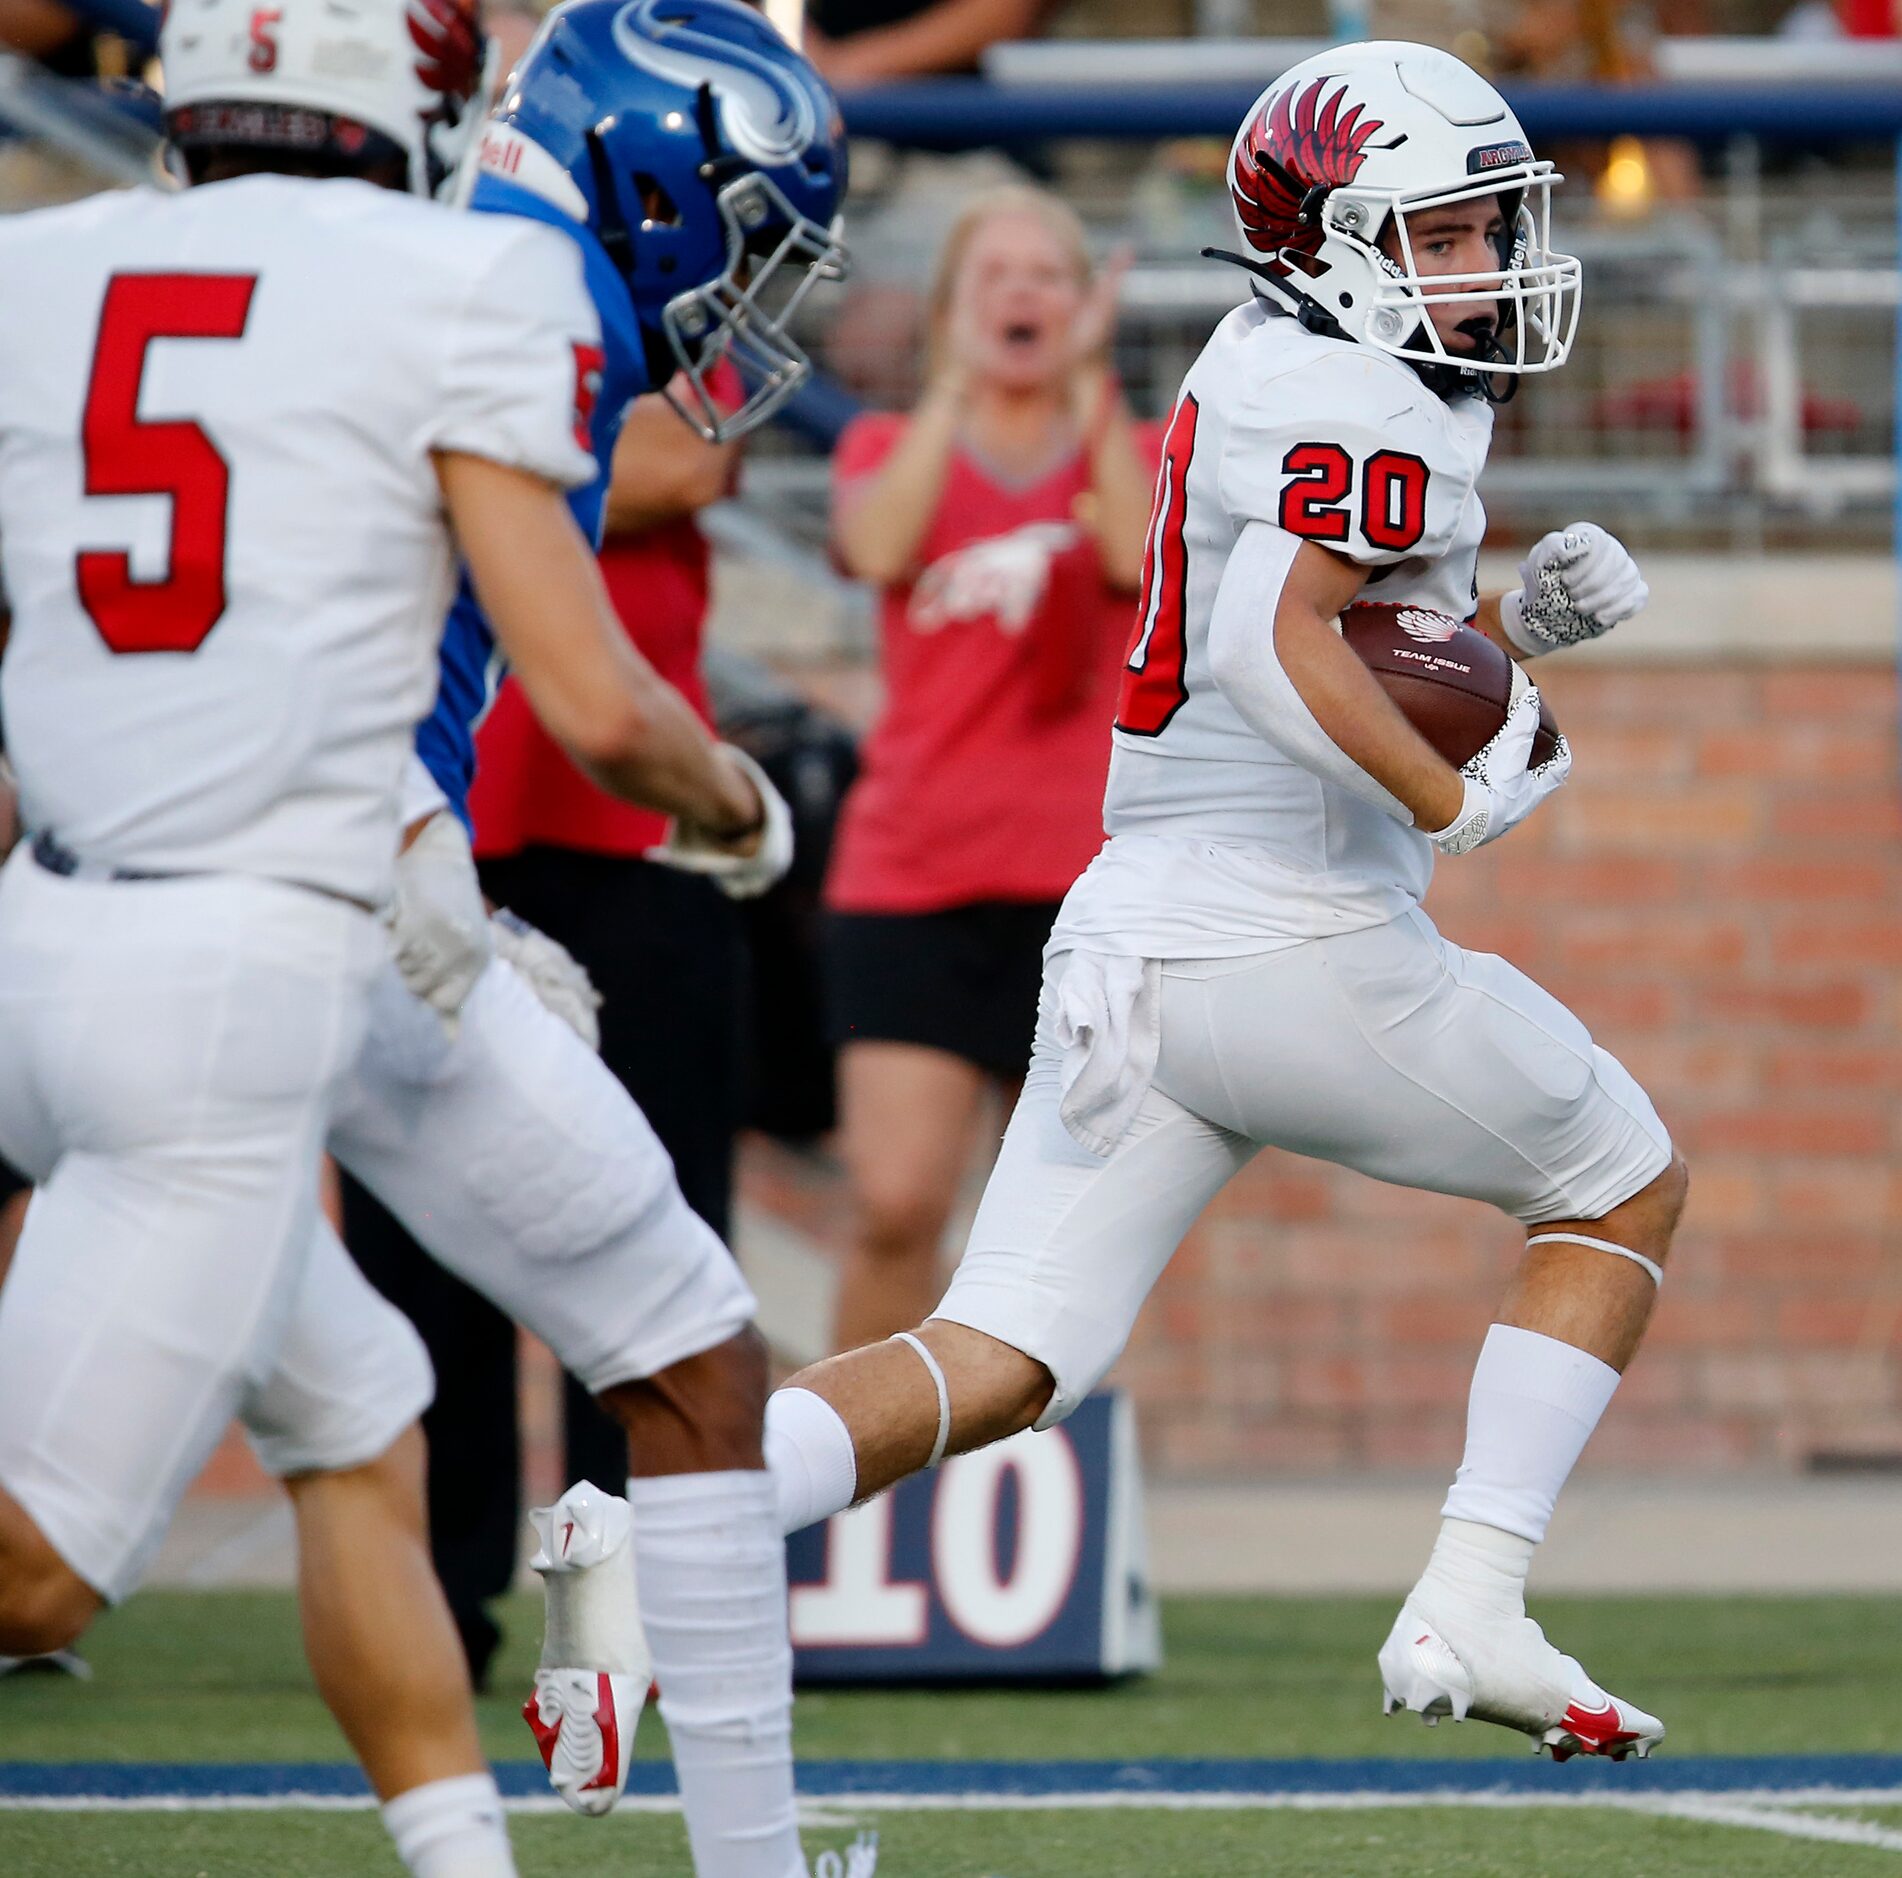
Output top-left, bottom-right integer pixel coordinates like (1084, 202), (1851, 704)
(76, 272), (258, 656)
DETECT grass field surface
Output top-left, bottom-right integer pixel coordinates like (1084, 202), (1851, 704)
(4, 1591), (1901, 1874)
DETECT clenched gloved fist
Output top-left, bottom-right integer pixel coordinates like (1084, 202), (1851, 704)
(1427, 674), (1572, 857)
(1499, 522), (1648, 657)
(647, 744), (793, 901)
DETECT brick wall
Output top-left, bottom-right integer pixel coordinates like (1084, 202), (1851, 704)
(1115, 661), (1902, 1478)
(189, 660), (1902, 1504)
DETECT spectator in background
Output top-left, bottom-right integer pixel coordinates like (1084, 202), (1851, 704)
(823, 184), (1156, 1353)
(804, 0), (1047, 86)
(1485, 0), (1700, 208)
(0, 0), (94, 70)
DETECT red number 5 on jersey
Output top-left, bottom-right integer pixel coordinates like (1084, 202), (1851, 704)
(75, 272), (257, 656)
(1115, 392), (1199, 738)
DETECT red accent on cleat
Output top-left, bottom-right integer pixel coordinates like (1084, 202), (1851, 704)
(1556, 1696), (1641, 1756)
(524, 1692), (560, 1770)
(581, 1673), (620, 1794)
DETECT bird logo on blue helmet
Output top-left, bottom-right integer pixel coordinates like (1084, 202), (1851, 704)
(470, 0), (848, 441)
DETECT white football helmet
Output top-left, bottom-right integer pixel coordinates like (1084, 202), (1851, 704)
(1224, 41), (1580, 388)
(161, 0), (492, 197)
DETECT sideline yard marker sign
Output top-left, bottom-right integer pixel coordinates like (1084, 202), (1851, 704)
(787, 1392), (1159, 1682)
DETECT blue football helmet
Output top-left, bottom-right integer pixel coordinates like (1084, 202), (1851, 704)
(476, 0), (848, 440)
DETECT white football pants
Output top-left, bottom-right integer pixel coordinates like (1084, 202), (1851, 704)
(244, 952), (758, 1478)
(936, 908), (1673, 1428)
(0, 849), (380, 1598)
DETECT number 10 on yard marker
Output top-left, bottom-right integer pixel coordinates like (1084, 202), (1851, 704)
(786, 1391), (1160, 1683)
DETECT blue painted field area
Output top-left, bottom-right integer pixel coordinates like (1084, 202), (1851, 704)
(6, 1755), (1902, 1805)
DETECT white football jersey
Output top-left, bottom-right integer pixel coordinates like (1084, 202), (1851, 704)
(0, 174), (600, 907)
(1054, 297), (1493, 959)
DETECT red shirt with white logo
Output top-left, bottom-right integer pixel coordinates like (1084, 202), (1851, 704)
(824, 411), (1159, 915)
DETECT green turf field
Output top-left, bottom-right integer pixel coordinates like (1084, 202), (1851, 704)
(8, 1806), (1901, 1878)
(4, 1591), (1901, 1875)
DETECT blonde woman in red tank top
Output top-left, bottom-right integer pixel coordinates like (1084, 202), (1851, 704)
(823, 185), (1160, 1351)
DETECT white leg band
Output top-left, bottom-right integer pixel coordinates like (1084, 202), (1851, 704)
(1526, 1232), (1664, 1288)
(892, 1331), (952, 1470)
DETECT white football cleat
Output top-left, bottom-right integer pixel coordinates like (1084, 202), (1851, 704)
(1378, 1598), (1664, 1762)
(522, 1481), (653, 1817)
(524, 1667), (645, 1816)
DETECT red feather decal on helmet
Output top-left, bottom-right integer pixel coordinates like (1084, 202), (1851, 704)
(408, 0), (484, 105)
(1232, 76), (1383, 256)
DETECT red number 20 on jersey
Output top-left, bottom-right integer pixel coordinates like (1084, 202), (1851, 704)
(1116, 403), (1432, 739)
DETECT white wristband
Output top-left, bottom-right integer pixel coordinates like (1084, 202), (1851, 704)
(1498, 587), (1545, 658)
(1427, 776), (1491, 857)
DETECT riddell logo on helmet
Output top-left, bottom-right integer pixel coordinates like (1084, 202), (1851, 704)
(1397, 608), (1460, 643)
(1232, 77), (1383, 257)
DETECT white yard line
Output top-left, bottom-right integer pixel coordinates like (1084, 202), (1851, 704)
(11, 1782), (1902, 1850)
(1639, 1797), (1902, 1854)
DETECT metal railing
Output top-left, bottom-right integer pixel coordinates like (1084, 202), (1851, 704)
(2, 27), (1896, 558)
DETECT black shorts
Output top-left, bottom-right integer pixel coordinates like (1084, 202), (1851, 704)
(0, 1153), (27, 1208)
(823, 901), (1060, 1082)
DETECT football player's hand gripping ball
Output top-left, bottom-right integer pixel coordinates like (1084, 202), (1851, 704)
(1428, 679), (1572, 857)
(1499, 523), (1648, 656)
(648, 744), (794, 900)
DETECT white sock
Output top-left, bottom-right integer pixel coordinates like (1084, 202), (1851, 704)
(627, 1470), (806, 1878)
(381, 1772), (515, 1878)
(764, 1386), (858, 1536)
(1416, 1516), (1536, 1623)
(1440, 1323), (1622, 1544)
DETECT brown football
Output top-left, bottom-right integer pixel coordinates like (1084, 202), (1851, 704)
(1338, 603), (1560, 769)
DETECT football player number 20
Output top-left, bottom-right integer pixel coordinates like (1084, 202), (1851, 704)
(75, 271), (258, 656)
(1117, 409), (1431, 737)
(1279, 441), (1429, 555)
(1115, 392), (1199, 737)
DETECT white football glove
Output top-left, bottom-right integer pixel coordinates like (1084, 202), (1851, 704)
(388, 810), (492, 1033)
(490, 908), (603, 1052)
(1499, 522), (1648, 656)
(1427, 675), (1572, 858)
(647, 744), (793, 901)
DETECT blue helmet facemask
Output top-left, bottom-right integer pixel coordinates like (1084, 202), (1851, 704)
(472, 0), (848, 442)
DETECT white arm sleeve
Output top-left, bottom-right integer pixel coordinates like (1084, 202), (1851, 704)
(429, 219), (602, 491)
(1205, 520), (1414, 825)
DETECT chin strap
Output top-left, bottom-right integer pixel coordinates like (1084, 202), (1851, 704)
(1454, 318), (1520, 406)
(1201, 247), (1350, 343)
(1203, 246), (1515, 405)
